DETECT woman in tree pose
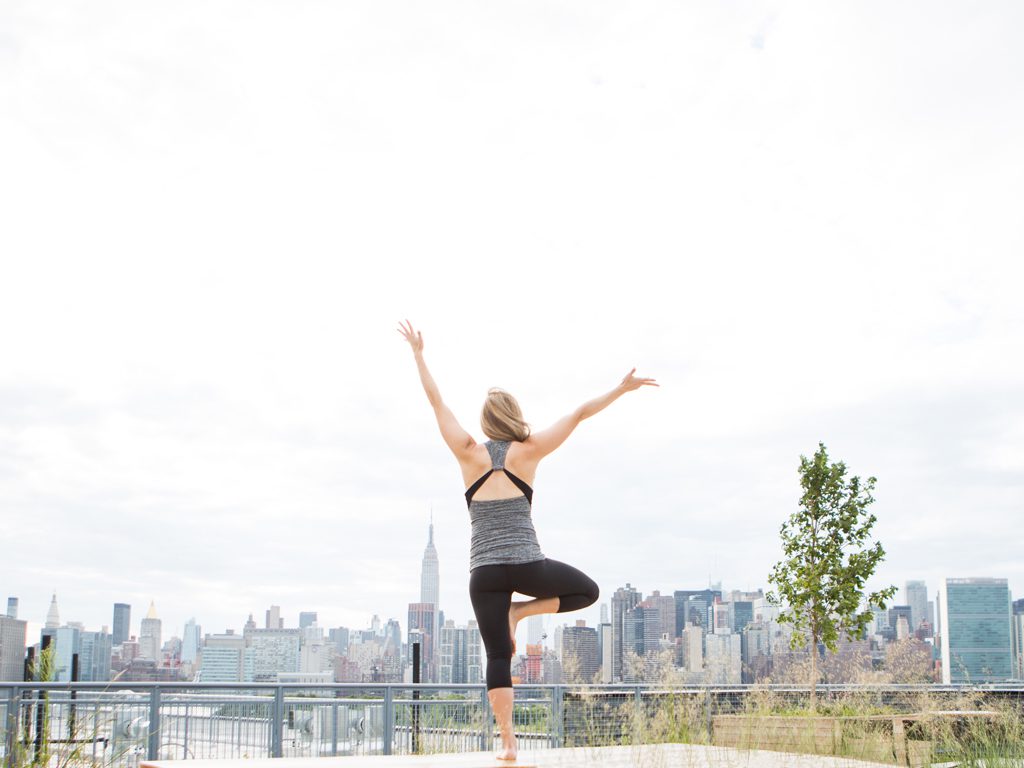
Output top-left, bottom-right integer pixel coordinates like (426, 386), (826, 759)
(398, 320), (657, 761)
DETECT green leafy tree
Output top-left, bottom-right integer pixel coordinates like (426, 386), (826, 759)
(766, 442), (896, 710)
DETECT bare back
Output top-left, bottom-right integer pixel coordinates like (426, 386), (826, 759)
(458, 439), (540, 502)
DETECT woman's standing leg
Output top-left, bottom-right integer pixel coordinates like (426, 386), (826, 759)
(469, 566), (519, 759)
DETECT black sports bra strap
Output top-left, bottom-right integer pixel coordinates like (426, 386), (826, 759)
(464, 470), (494, 508)
(503, 469), (534, 504)
(465, 441), (536, 507)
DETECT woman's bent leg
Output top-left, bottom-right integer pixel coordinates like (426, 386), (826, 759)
(515, 558), (600, 612)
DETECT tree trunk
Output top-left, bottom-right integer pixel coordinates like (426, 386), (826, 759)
(809, 638), (818, 713)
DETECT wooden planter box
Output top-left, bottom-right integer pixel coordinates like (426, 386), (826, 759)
(712, 714), (934, 767)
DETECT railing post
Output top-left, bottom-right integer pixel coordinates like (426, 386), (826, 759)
(480, 686), (491, 752)
(704, 687), (712, 742)
(5, 686), (19, 764)
(633, 685), (643, 743)
(552, 685), (565, 749)
(331, 702), (339, 756)
(271, 685), (284, 758)
(182, 702), (190, 760)
(147, 686), (161, 760)
(382, 686), (394, 755)
(411, 643), (420, 755)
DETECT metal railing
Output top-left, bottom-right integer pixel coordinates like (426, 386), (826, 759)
(3, 682), (1023, 765)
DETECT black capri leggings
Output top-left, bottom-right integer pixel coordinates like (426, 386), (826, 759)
(469, 558), (599, 690)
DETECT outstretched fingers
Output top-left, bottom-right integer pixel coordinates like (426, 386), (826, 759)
(396, 320), (424, 351)
(622, 368), (659, 390)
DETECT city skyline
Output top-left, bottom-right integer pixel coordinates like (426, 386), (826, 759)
(5, 569), (999, 656)
(7, 569), (1022, 687)
(2, 2), (1022, 652)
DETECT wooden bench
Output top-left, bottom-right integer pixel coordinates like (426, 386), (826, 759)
(885, 710), (1001, 767)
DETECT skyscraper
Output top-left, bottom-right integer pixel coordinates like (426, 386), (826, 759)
(408, 603), (437, 682)
(683, 625), (703, 674)
(645, 591), (676, 640)
(265, 606), (283, 629)
(439, 620), (483, 684)
(112, 603), (131, 647)
(182, 619), (201, 665)
(299, 612), (318, 630)
(329, 627), (350, 657)
(623, 604), (661, 661)
(0, 614), (27, 681)
(705, 632), (742, 684)
(561, 621), (599, 683)
(421, 518), (440, 605)
(906, 580), (929, 633)
(1012, 599), (1024, 681)
(80, 630), (112, 682)
(6, 597), (18, 619)
(673, 589), (721, 636)
(611, 584), (641, 681)
(139, 601), (162, 661)
(939, 578), (1013, 684)
(45, 593), (61, 629)
(888, 606), (913, 639)
(420, 518), (440, 669)
(599, 622), (612, 683)
(732, 602), (754, 634)
(200, 633), (250, 682)
(247, 628), (301, 681)
(40, 625), (82, 681)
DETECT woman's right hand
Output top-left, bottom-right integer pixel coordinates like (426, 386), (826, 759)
(397, 319), (424, 354)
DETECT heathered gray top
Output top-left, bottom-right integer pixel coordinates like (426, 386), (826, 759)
(468, 440), (545, 571)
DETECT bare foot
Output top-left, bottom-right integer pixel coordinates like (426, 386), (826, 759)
(495, 747), (518, 761)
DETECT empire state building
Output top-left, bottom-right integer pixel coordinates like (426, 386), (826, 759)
(420, 519), (440, 607)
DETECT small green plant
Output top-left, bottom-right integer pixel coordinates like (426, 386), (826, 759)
(8, 647), (141, 768)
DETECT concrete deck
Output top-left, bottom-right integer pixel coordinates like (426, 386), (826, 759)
(142, 743), (894, 767)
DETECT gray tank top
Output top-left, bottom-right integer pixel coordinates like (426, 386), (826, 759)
(465, 441), (545, 571)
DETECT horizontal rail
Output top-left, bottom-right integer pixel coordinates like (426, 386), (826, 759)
(3, 681), (1024, 692)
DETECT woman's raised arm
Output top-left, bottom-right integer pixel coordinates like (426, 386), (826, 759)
(398, 320), (476, 458)
(527, 368), (658, 459)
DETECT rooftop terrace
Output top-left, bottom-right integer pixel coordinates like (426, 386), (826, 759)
(140, 743), (896, 767)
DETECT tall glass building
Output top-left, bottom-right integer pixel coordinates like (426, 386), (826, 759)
(112, 603), (131, 647)
(40, 626), (81, 682)
(905, 580), (929, 633)
(0, 615), (27, 681)
(939, 578), (1013, 684)
(611, 584), (641, 681)
(1012, 598), (1024, 681)
(79, 630), (112, 682)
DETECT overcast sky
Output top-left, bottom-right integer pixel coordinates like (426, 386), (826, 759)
(1, 1), (1022, 649)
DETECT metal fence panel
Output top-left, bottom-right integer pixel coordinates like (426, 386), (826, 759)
(1, 682), (1021, 767)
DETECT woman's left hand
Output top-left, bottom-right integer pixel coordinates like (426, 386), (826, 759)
(620, 368), (658, 391)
